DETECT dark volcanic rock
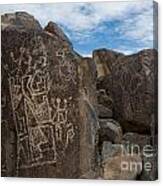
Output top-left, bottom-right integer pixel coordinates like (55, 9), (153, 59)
(1, 12), (99, 178)
(94, 49), (158, 135)
(112, 49), (158, 134)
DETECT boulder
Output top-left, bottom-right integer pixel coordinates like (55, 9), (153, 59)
(101, 142), (142, 180)
(1, 12), (99, 178)
(102, 154), (142, 180)
(122, 133), (158, 180)
(99, 119), (122, 144)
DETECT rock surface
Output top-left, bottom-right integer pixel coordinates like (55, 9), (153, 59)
(44, 21), (72, 48)
(1, 12), (99, 178)
(101, 142), (142, 180)
(112, 49), (157, 134)
(122, 132), (158, 180)
(78, 57), (99, 178)
(1, 12), (42, 31)
(122, 132), (151, 150)
(94, 48), (158, 180)
(97, 104), (113, 118)
(94, 48), (158, 134)
(102, 154), (142, 180)
(99, 119), (122, 144)
(93, 49), (123, 78)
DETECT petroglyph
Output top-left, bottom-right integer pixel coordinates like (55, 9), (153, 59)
(6, 35), (77, 170)
(55, 49), (77, 85)
(65, 122), (75, 148)
(6, 36), (57, 169)
(51, 97), (75, 148)
(8, 77), (22, 111)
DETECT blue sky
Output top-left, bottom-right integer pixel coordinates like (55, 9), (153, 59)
(0, 0), (155, 56)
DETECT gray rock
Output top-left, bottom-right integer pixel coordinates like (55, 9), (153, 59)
(99, 119), (123, 144)
(139, 153), (158, 181)
(101, 142), (124, 161)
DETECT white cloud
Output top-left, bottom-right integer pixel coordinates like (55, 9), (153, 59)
(0, 0), (154, 52)
(81, 52), (92, 57)
(118, 7), (153, 47)
(0, 1), (153, 31)
(113, 47), (143, 55)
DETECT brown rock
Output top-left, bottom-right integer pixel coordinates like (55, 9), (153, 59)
(101, 142), (142, 180)
(1, 12), (98, 178)
(44, 21), (72, 48)
(93, 49), (123, 78)
(94, 49), (158, 135)
(1, 11), (42, 31)
(112, 49), (158, 134)
(78, 57), (99, 178)
(103, 154), (142, 180)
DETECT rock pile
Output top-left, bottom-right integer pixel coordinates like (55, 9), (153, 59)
(94, 48), (158, 180)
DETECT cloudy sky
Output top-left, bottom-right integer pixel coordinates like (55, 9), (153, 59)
(0, 0), (155, 56)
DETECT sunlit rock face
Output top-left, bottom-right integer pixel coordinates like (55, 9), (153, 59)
(93, 49), (124, 78)
(1, 12), (99, 178)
